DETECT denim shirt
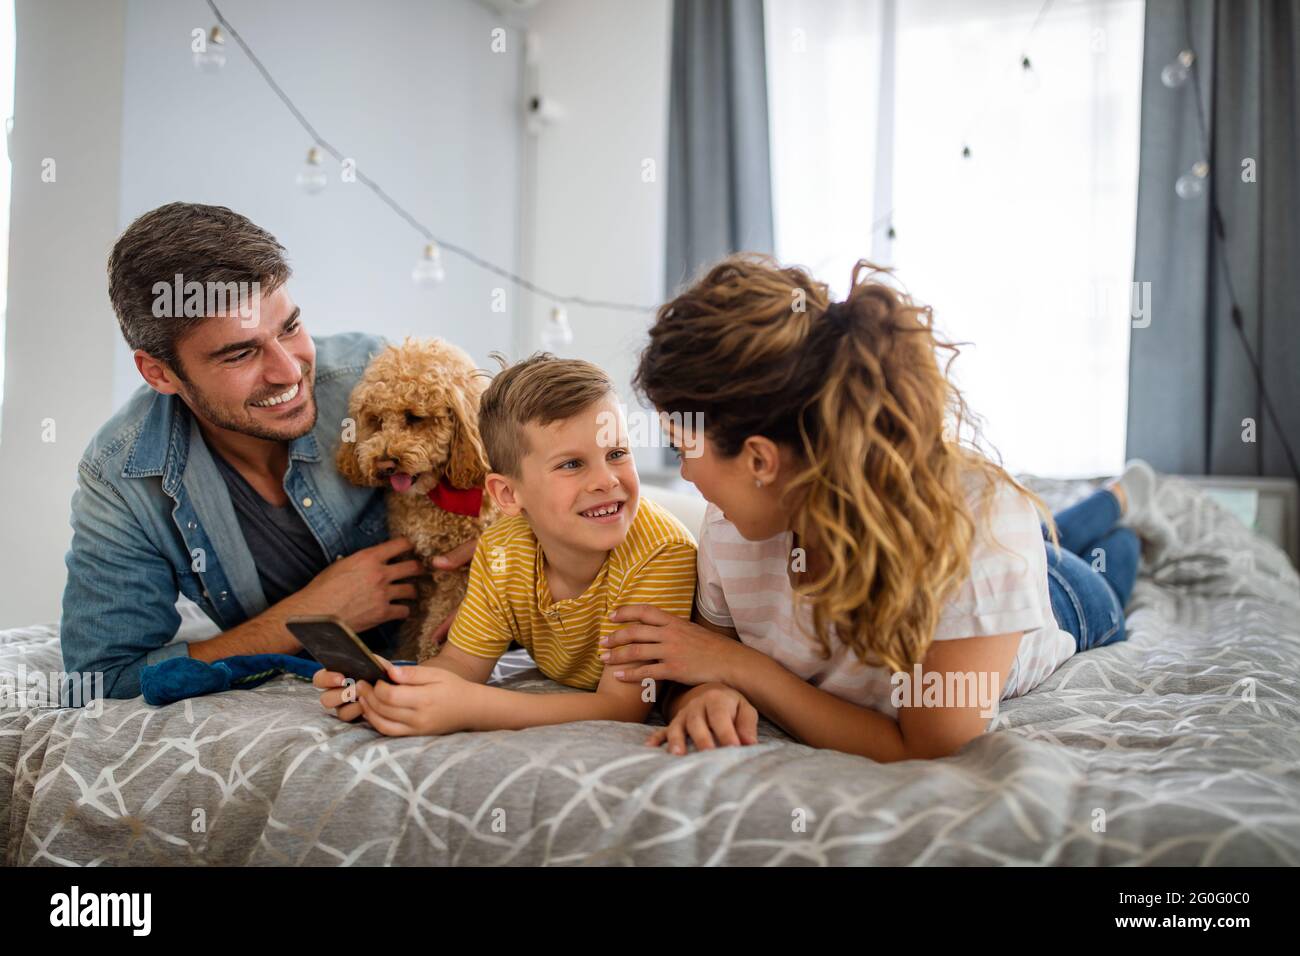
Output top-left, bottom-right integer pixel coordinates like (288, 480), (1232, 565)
(60, 332), (391, 699)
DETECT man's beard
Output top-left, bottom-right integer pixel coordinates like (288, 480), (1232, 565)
(177, 363), (318, 442)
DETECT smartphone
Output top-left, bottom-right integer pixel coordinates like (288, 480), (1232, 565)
(285, 615), (389, 685)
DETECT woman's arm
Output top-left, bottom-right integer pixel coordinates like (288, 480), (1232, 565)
(658, 611), (740, 721)
(605, 606), (1023, 761)
(722, 631), (1023, 761)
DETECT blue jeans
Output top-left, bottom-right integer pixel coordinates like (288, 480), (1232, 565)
(1042, 489), (1139, 652)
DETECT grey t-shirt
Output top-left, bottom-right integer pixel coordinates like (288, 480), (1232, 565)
(211, 450), (328, 608)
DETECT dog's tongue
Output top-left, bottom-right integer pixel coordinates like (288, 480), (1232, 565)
(389, 472), (414, 493)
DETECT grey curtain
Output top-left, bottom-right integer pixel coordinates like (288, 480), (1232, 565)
(664, 0), (775, 295)
(1127, 0), (1300, 485)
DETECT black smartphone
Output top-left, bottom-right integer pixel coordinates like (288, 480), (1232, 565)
(285, 615), (389, 685)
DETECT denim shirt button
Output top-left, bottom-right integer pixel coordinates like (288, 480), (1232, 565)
(302, 497), (313, 507)
(219, 591), (228, 601)
(187, 521), (196, 530)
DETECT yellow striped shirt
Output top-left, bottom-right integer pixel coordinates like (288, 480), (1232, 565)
(447, 497), (697, 690)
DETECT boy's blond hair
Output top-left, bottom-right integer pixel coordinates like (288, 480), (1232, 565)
(479, 352), (615, 477)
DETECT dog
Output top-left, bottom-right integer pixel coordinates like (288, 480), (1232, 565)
(336, 337), (495, 662)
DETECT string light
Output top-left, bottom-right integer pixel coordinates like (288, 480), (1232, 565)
(295, 146), (327, 195)
(411, 243), (446, 287)
(200, 0), (656, 315)
(1020, 55), (1040, 93)
(1160, 49), (1194, 89)
(192, 25), (226, 72)
(540, 306), (574, 351)
(1174, 160), (1208, 200)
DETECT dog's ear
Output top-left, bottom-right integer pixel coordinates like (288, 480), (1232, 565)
(446, 382), (490, 489)
(335, 408), (371, 487)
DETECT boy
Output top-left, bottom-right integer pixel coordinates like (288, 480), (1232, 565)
(314, 354), (697, 734)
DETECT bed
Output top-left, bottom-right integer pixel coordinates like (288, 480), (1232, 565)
(2, 475), (1298, 866)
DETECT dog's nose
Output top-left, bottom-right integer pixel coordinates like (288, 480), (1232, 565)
(376, 459), (397, 477)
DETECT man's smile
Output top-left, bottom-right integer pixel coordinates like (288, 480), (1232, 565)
(249, 379), (305, 410)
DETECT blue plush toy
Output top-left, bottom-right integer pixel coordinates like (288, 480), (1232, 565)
(140, 653), (321, 706)
(140, 654), (419, 706)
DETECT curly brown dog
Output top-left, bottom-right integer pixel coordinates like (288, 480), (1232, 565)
(337, 338), (495, 661)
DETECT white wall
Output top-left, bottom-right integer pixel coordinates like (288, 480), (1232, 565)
(517, 0), (674, 481)
(0, 0), (127, 628)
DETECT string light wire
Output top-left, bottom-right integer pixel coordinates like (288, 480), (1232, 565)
(203, 0), (656, 314)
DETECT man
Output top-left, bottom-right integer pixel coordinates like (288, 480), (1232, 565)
(60, 202), (471, 699)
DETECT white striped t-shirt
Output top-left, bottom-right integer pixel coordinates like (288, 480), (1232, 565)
(694, 475), (1075, 717)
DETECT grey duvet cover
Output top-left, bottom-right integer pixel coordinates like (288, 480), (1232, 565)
(2, 477), (1298, 865)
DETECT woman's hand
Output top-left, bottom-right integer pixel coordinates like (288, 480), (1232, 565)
(646, 682), (760, 754)
(356, 660), (479, 737)
(602, 604), (750, 687)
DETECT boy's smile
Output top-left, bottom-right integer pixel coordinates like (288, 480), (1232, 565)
(486, 395), (640, 588)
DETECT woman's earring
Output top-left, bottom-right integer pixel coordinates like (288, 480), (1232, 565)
(755, 479), (764, 488)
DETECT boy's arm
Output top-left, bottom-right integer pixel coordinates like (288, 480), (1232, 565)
(421, 641), (498, 684)
(465, 666), (652, 730)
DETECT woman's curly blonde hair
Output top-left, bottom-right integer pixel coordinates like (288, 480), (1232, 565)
(635, 254), (1054, 673)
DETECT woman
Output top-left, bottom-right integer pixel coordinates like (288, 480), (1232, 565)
(601, 255), (1160, 761)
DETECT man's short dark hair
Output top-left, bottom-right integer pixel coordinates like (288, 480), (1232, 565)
(107, 202), (292, 372)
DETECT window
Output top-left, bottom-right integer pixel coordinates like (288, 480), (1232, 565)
(766, 0), (1145, 477)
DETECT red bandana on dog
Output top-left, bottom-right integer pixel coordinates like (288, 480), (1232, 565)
(426, 480), (484, 517)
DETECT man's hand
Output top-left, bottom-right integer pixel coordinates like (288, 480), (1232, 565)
(294, 537), (423, 635)
(426, 536), (479, 643)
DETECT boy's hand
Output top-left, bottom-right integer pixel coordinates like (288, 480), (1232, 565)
(358, 660), (479, 736)
(646, 682), (759, 755)
(313, 667), (373, 723)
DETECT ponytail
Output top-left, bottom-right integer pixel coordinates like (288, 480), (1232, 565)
(636, 254), (1051, 671)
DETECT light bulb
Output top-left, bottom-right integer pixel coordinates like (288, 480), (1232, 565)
(1020, 56), (1040, 93)
(1175, 160), (1209, 199)
(540, 305), (573, 351)
(193, 25), (226, 72)
(412, 243), (445, 286)
(296, 146), (327, 195)
(1161, 49), (1194, 88)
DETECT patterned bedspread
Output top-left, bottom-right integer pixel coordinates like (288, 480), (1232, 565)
(3, 477), (1298, 865)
